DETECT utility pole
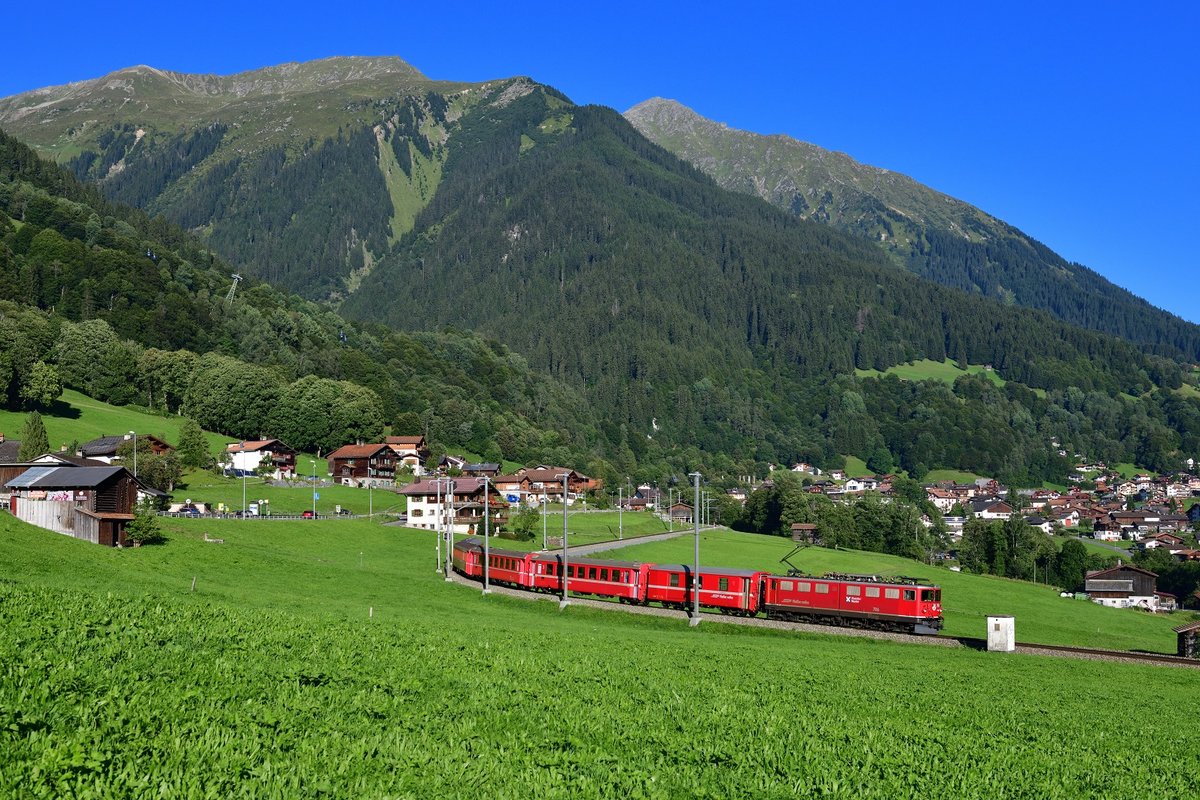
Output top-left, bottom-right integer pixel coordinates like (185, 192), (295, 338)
(435, 477), (443, 573)
(689, 471), (702, 627)
(542, 494), (548, 551)
(482, 476), (491, 595)
(560, 472), (570, 610)
(444, 478), (454, 581)
(618, 486), (623, 540)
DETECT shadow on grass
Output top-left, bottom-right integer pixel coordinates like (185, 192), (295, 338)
(44, 400), (82, 419)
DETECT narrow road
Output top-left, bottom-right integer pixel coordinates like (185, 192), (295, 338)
(1073, 535), (1131, 555)
(563, 528), (701, 555)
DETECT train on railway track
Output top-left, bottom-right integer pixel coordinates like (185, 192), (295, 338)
(452, 538), (943, 634)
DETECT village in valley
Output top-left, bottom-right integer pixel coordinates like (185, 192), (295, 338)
(3, 423), (1198, 618)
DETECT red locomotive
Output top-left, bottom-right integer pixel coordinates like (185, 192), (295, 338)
(452, 538), (943, 634)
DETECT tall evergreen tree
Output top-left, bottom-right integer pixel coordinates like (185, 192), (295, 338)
(17, 411), (49, 460)
(176, 418), (210, 469)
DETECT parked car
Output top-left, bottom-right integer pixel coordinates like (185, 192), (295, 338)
(302, 510), (315, 519)
(336, 508), (353, 516)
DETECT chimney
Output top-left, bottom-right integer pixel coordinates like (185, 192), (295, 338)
(60, 444), (68, 452)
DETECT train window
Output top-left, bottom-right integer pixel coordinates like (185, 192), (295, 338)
(718, 578), (729, 591)
(780, 580), (793, 591)
(797, 582), (810, 593)
(921, 589), (937, 602)
(885, 588), (900, 599)
(588, 567), (597, 580)
(904, 590), (916, 601)
(846, 586), (861, 597)
(865, 587), (880, 598)
(669, 573), (680, 588)
(815, 583), (829, 594)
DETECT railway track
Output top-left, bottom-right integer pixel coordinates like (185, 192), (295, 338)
(933, 634), (1200, 668)
(450, 570), (1199, 668)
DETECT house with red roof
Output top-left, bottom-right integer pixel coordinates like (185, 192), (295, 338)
(327, 443), (397, 487)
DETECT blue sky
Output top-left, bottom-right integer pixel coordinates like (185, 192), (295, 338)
(6, 2), (1198, 322)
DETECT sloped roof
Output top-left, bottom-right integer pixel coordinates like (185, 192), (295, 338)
(401, 477), (495, 496)
(6, 465), (126, 489)
(1085, 564), (1159, 579)
(327, 443), (391, 460)
(226, 439), (288, 453)
(0, 438), (22, 463)
(5, 466), (59, 488)
(385, 435), (425, 446)
(33, 452), (110, 467)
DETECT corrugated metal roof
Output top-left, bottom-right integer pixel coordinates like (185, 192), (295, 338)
(5, 466), (60, 488)
(16, 466), (125, 489)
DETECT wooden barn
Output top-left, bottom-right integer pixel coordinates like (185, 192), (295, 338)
(6, 466), (138, 546)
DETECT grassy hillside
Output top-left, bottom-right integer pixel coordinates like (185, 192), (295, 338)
(856, 358), (1006, 386)
(604, 529), (1189, 652)
(0, 389), (232, 455)
(2, 514), (1198, 796)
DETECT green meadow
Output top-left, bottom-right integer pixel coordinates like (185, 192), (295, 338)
(1, 514), (1198, 797)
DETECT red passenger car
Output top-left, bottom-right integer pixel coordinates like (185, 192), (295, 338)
(452, 538), (537, 589)
(762, 572), (942, 634)
(452, 537), (484, 578)
(482, 547), (538, 589)
(532, 554), (647, 601)
(646, 565), (768, 616)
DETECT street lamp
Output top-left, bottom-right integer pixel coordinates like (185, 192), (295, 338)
(689, 471), (702, 627)
(559, 472), (570, 610)
(127, 431), (137, 478)
(310, 460), (317, 518)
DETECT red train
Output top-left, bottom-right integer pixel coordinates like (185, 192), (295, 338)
(451, 538), (943, 634)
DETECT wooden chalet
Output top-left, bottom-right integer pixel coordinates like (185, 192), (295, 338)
(327, 443), (397, 487)
(791, 522), (820, 544)
(669, 503), (693, 523)
(518, 467), (591, 504)
(1084, 564), (1162, 611)
(5, 465), (138, 546)
(385, 435), (430, 475)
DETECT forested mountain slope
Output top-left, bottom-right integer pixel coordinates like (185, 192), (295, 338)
(625, 98), (1200, 361)
(0, 128), (594, 465)
(0, 57), (493, 298)
(342, 88), (1199, 480)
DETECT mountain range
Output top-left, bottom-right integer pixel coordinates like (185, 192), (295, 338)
(624, 98), (1200, 360)
(3, 57), (1199, 483)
